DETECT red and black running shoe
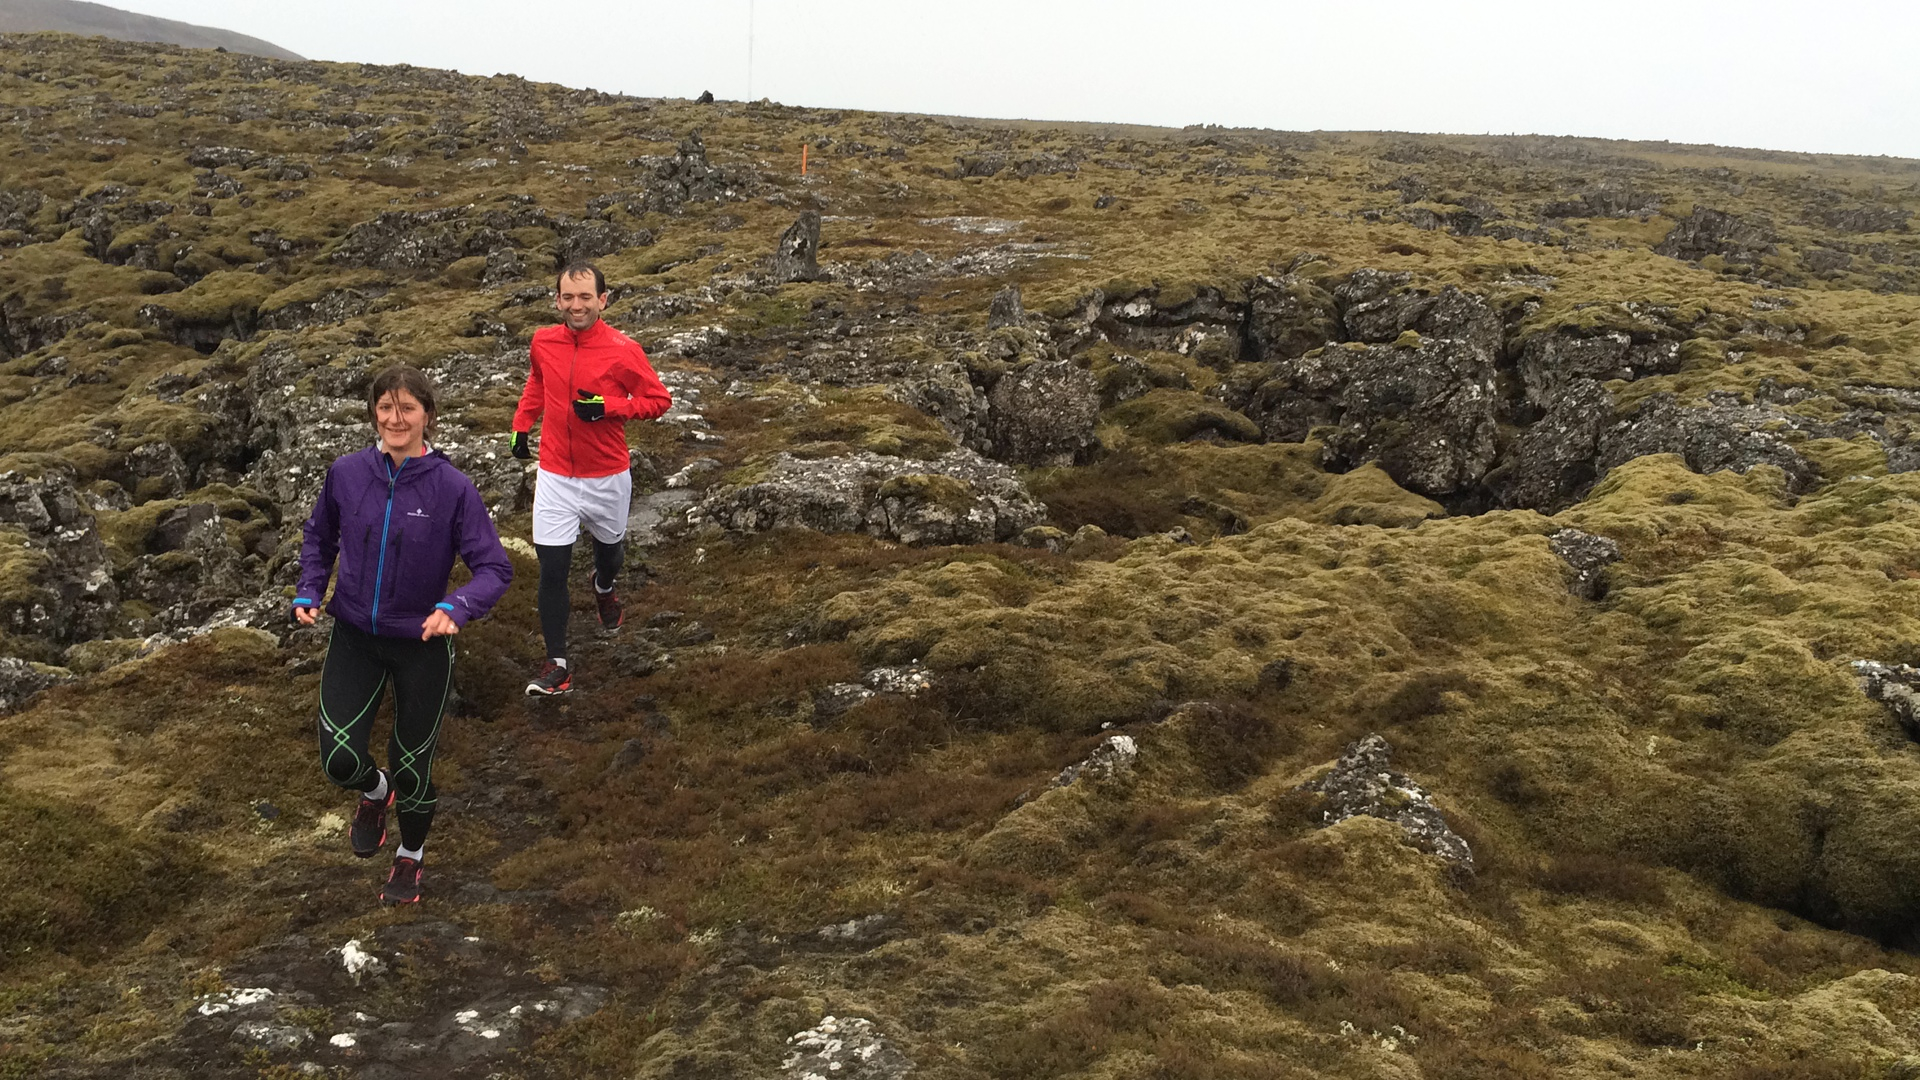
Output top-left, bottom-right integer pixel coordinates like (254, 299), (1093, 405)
(525, 660), (573, 696)
(382, 856), (423, 904)
(350, 771), (393, 859)
(591, 573), (623, 633)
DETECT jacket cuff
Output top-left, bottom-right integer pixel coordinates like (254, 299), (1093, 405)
(440, 599), (470, 628)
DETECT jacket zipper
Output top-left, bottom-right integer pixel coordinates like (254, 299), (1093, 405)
(370, 454), (408, 633)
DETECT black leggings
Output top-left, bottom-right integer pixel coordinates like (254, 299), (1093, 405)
(536, 537), (623, 659)
(316, 620), (454, 851)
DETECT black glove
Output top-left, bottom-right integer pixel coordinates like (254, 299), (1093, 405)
(573, 391), (606, 422)
(510, 430), (531, 459)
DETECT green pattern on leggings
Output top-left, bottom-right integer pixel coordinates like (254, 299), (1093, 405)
(317, 627), (387, 789)
(392, 636), (454, 814)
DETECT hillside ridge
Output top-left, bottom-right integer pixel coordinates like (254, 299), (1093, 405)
(4, 31), (1920, 1080)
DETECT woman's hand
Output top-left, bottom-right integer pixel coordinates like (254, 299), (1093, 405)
(294, 606), (319, 626)
(421, 609), (460, 640)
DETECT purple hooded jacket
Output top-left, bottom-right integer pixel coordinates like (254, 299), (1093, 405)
(296, 445), (513, 636)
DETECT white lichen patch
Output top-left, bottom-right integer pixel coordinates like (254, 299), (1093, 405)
(196, 987), (275, 1016)
(339, 939), (386, 983)
(781, 1015), (913, 1079)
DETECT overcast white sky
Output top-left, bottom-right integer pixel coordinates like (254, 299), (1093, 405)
(106, 0), (1920, 159)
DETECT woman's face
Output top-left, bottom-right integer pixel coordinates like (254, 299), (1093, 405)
(374, 388), (428, 457)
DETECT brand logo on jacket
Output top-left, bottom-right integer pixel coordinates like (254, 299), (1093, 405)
(407, 508), (431, 520)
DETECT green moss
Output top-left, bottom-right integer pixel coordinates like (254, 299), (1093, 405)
(0, 790), (206, 967)
(1307, 463), (1445, 528)
(1107, 389), (1260, 445)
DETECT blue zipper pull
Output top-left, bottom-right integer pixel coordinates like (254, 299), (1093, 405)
(370, 453), (408, 634)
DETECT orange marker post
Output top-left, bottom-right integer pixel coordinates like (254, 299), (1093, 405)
(801, 144), (809, 176)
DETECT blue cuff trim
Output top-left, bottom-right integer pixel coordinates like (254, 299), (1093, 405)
(435, 602), (455, 612)
(293, 597), (315, 606)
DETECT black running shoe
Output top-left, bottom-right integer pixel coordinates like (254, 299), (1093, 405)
(350, 772), (393, 859)
(591, 573), (623, 633)
(382, 856), (423, 904)
(526, 660), (573, 696)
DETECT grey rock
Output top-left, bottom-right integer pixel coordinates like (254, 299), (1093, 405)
(1301, 734), (1474, 874)
(1599, 393), (1821, 493)
(124, 440), (191, 500)
(1817, 205), (1910, 234)
(893, 361), (991, 451)
(258, 286), (389, 331)
(1548, 528), (1621, 600)
(1854, 660), (1920, 740)
(781, 1016), (914, 1080)
(815, 914), (895, 945)
(1515, 332), (1682, 411)
(768, 210), (822, 283)
(0, 657), (73, 713)
(482, 246), (526, 285)
(985, 359), (1100, 466)
(986, 284), (1025, 330)
(626, 133), (747, 214)
(1655, 206), (1777, 264)
(606, 738), (647, 773)
(1051, 734), (1139, 788)
(152, 502), (219, 553)
(1803, 247), (1853, 274)
(1541, 184), (1662, 219)
(1245, 274), (1339, 362)
(0, 470), (119, 644)
(865, 662), (932, 696)
(231, 1020), (312, 1052)
(814, 682), (875, 718)
(696, 449), (1044, 545)
(1485, 379), (1612, 510)
(1239, 337), (1499, 497)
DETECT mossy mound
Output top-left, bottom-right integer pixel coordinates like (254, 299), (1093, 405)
(0, 790), (206, 967)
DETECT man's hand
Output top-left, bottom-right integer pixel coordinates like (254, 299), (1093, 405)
(573, 391), (606, 422)
(510, 430), (532, 459)
(421, 609), (459, 640)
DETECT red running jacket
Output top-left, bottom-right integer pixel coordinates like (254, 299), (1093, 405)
(512, 319), (673, 478)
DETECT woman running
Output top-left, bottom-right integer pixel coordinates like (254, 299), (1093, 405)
(293, 364), (513, 904)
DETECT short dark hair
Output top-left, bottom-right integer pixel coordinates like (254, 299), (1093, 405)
(556, 261), (607, 295)
(366, 364), (438, 431)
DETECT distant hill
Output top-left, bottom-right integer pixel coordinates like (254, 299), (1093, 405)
(0, 0), (300, 60)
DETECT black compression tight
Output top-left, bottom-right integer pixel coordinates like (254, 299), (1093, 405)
(535, 537), (623, 659)
(316, 620), (454, 851)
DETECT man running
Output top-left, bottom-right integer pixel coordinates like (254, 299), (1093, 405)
(512, 261), (673, 696)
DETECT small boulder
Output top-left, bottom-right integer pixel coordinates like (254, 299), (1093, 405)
(1050, 734), (1138, 789)
(986, 285), (1025, 330)
(1655, 206), (1777, 264)
(769, 210), (822, 283)
(781, 1016), (913, 1080)
(1548, 528), (1621, 600)
(1299, 734), (1474, 875)
(985, 359), (1101, 466)
(1854, 660), (1920, 740)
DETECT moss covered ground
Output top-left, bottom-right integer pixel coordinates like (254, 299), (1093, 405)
(5, 29), (1920, 1079)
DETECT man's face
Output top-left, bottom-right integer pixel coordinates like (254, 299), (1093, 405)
(555, 272), (608, 330)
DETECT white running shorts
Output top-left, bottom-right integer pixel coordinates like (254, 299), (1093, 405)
(531, 468), (632, 546)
